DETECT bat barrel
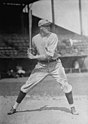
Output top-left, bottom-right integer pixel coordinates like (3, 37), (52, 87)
(28, 4), (32, 50)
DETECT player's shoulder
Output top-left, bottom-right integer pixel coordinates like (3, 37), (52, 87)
(32, 33), (40, 40)
(50, 32), (57, 36)
(50, 32), (58, 38)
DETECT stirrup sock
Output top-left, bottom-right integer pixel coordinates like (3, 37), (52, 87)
(65, 91), (73, 104)
(16, 91), (26, 103)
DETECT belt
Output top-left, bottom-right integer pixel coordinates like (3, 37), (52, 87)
(39, 58), (59, 64)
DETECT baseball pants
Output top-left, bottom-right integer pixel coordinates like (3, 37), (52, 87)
(21, 59), (72, 93)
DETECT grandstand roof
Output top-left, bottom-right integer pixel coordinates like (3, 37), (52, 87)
(0, 0), (39, 5)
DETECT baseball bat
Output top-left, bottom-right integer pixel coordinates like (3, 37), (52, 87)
(28, 4), (32, 53)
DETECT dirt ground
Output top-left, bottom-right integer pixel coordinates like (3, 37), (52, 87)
(0, 73), (88, 124)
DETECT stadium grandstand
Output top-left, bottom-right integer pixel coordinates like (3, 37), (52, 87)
(0, 0), (88, 79)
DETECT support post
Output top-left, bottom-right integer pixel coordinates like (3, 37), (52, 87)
(79, 0), (83, 35)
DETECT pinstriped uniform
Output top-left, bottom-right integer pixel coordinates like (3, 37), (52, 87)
(21, 32), (72, 93)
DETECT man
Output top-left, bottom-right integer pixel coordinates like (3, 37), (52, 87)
(8, 19), (78, 115)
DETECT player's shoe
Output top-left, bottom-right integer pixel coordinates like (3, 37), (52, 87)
(71, 107), (79, 115)
(7, 107), (16, 115)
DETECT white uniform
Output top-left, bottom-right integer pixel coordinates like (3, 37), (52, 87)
(21, 33), (72, 93)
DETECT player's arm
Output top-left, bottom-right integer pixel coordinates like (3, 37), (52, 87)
(45, 34), (58, 57)
(27, 38), (39, 59)
(28, 34), (58, 60)
(28, 51), (49, 60)
(28, 36), (51, 60)
(32, 34), (59, 60)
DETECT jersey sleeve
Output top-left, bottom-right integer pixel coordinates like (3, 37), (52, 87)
(45, 34), (58, 57)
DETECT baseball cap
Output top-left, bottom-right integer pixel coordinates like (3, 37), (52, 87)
(38, 19), (51, 27)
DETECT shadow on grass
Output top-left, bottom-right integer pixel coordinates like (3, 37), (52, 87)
(16, 105), (71, 114)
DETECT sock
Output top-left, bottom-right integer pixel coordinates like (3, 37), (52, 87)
(65, 91), (73, 105)
(12, 91), (26, 110)
(16, 90), (26, 104)
(69, 104), (74, 108)
(13, 102), (19, 110)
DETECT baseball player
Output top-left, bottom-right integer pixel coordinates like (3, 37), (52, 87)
(8, 19), (78, 115)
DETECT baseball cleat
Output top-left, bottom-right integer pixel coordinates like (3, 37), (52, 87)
(71, 107), (79, 115)
(7, 107), (16, 115)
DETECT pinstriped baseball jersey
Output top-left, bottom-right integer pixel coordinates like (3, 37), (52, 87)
(32, 32), (59, 59)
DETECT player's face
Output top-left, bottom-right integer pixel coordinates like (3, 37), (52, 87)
(39, 25), (50, 34)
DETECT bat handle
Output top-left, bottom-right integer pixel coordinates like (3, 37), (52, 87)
(27, 47), (34, 54)
(27, 47), (31, 53)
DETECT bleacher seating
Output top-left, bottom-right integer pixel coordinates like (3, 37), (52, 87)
(0, 34), (29, 58)
(0, 34), (88, 58)
(73, 41), (88, 55)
